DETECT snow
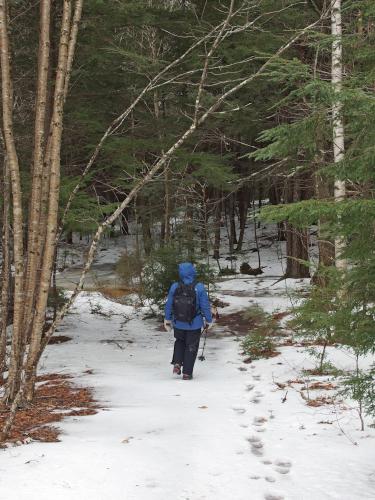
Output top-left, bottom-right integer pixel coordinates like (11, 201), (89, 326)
(1, 222), (374, 500)
(1, 282), (374, 500)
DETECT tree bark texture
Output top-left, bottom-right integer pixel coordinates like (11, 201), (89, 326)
(0, 0), (25, 401)
(331, 0), (346, 270)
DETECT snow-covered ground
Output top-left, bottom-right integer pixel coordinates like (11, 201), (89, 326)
(1, 223), (374, 499)
(1, 278), (374, 500)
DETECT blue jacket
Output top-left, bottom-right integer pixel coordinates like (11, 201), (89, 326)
(165, 262), (213, 330)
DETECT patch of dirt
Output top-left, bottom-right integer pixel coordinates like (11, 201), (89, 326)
(243, 350), (280, 363)
(47, 335), (72, 345)
(216, 311), (257, 336)
(0, 373), (98, 447)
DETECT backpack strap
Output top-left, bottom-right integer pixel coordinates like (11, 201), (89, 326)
(194, 282), (201, 316)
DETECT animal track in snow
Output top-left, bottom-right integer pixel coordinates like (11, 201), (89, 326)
(246, 383), (255, 391)
(252, 374), (261, 381)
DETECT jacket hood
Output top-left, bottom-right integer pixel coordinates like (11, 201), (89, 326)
(178, 262), (197, 285)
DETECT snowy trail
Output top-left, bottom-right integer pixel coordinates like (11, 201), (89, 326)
(1, 292), (374, 500)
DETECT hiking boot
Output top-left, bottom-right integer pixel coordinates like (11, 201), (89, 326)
(183, 374), (192, 380)
(173, 364), (182, 375)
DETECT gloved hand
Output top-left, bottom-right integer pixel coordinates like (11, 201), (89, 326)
(205, 321), (214, 330)
(164, 319), (172, 332)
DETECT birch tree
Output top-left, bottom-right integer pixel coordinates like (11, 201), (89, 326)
(0, 0), (84, 403)
(331, 0), (347, 270)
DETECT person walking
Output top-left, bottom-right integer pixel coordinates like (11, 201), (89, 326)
(164, 262), (213, 380)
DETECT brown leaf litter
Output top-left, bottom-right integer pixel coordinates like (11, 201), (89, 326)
(0, 373), (99, 447)
(215, 311), (257, 336)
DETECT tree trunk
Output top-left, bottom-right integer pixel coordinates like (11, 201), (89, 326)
(315, 172), (335, 270)
(139, 196), (153, 256)
(0, 0), (25, 401)
(269, 184), (286, 241)
(23, 0), (52, 339)
(185, 201), (194, 261)
(24, 0), (74, 403)
(228, 194), (237, 253)
(236, 186), (250, 252)
(164, 166), (171, 244)
(200, 187), (208, 255)
(213, 193), (222, 260)
(0, 157), (11, 380)
(285, 177), (310, 279)
(331, 0), (346, 270)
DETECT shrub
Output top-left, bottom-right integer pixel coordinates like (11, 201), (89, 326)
(116, 251), (144, 287)
(241, 331), (276, 360)
(241, 305), (280, 360)
(141, 245), (216, 310)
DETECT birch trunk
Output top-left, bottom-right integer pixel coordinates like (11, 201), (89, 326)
(24, 0), (73, 402)
(331, 0), (346, 270)
(0, 0), (25, 401)
(23, 0), (52, 338)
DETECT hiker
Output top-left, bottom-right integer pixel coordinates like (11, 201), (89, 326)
(164, 262), (213, 380)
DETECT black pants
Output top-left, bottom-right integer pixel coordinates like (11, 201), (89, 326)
(172, 328), (201, 376)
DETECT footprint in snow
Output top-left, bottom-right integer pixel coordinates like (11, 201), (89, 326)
(251, 391), (265, 404)
(253, 416), (268, 427)
(252, 374), (261, 381)
(247, 435), (264, 457)
(246, 383), (255, 392)
(274, 459), (292, 475)
(252, 416), (268, 433)
(232, 406), (246, 414)
(265, 476), (276, 483)
(264, 493), (285, 500)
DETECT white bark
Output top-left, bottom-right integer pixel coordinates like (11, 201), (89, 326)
(331, 0), (346, 270)
(0, 0), (25, 401)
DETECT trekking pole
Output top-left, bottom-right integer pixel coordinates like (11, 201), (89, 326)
(198, 325), (208, 361)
